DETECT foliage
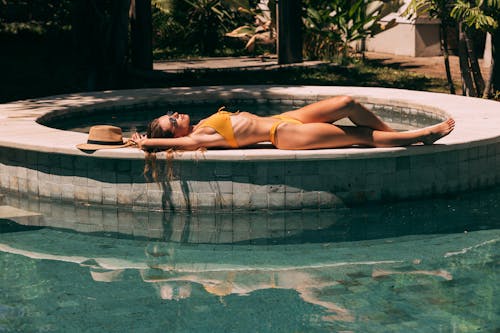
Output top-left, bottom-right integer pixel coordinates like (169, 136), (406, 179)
(0, 0), (73, 36)
(302, 6), (343, 61)
(152, 1), (189, 56)
(407, 0), (499, 32)
(225, 0), (276, 53)
(406, 0), (455, 25)
(450, 0), (499, 31)
(152, 0), (246, 57)
(450, 0), (500, 97)
(302, 0), (385, 62)
(405, 0), (458, 94)
(183, 0), (234, 55)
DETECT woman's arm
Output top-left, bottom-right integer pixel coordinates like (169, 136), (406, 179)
(131, 132), (224, 151)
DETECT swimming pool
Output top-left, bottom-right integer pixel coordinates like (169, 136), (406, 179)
(1, 185), (498, 332)
(0, 85), (498, 331)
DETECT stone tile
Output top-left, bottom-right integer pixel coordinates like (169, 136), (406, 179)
(102, 187), (117, 205)
(74, 185), (89, 202)
(249, 192), (267, 209)
(285, 192), (303, 209)
(61, 184), (75, 201)
(196, 192), (216, 209)
(213, 179), (232, 194)
(88, 186), (103, 204)
(268, 192), (285, 209)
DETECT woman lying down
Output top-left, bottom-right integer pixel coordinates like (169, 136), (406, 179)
(131, 96), (454, 151)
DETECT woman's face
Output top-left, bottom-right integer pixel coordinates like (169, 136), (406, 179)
(158, 112), (191, 138)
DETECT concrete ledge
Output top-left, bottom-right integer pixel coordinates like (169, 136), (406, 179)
(0, 85), (499, 211)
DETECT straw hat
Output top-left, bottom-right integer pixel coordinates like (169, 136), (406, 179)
(76, 125), (134, 151)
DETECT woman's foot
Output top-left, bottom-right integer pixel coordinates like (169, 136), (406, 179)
(421, 118), (455, 145)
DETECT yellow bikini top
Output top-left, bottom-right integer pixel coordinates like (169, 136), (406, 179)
(196, 107), (239, 148)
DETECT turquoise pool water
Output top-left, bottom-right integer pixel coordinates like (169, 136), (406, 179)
(1, 187), (499, 332)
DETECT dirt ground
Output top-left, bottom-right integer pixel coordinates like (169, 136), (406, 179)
(364, 51), (491, 82)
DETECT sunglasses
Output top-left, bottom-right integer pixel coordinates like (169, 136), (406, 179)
(166, 111), (178, 129)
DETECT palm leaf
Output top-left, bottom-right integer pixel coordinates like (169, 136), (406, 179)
(225, 25), (254, 38)
(452, 0), (498, 29)
(152, 0), (174, 14)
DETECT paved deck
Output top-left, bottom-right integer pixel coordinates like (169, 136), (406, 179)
(152, 53), (491, 82)
(3, 85), (497, 160)
(154, 56), (325, 73)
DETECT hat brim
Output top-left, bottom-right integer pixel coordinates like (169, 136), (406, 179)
(76, 140), (134, 151)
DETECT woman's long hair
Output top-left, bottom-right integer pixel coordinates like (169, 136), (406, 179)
(147, 118), (173, 140)
(144, 118), (175, 182)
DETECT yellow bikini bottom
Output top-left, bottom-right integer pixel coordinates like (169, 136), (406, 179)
(269, 115), (303, 146)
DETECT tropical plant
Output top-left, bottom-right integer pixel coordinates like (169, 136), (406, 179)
(406, 0), (500, 98)
(152, 0), (190, 57)
(183, 0), (235, 55)
(0, 0), (73, 35)
(152, 0), (240, 56)
(451, 0), (500, 97)
(303, 6), (343, 60)
(303, 0), (385, 62)
(225, 0), (276, 53)
(406, 0), (457, 94)
(451, 0), (498, 30)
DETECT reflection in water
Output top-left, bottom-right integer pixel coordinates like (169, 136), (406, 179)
(142, 268), (356, 322)
(372, 268), (452, 280)
(0, 223), (498, 329)
(141, 242), (355, 322)
(0, 186), (499, 330)
(2, 185), (500, 244)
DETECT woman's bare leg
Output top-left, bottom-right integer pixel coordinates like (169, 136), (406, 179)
(274, 119), (455, 149)
(279, 96), (394, 132)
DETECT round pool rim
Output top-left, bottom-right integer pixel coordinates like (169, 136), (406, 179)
(2, 85), (498, 160)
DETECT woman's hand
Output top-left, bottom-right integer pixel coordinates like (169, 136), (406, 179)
(131, 132), (209, 151)
(131, 132), (148, 150)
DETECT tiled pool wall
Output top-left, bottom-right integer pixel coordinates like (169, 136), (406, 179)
(0, 142), (498, 212)
(1, 96), (499, 212)
(4, 183), (498, 245)
(1, 192), (346, 244)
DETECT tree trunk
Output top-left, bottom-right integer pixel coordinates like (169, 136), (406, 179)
(110, 0), (131, 86)
(72, 0), (110, 91)
(490, 28), (500, 96)
(276, 0), (302, 64)
(440, 24), (455, 94)
(131, 0), (153, 70)
(483, 33), (493, 98)
(458, 22), (476, 96)
(464, 28), (485, 96)
(483, 61), (494, 98)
